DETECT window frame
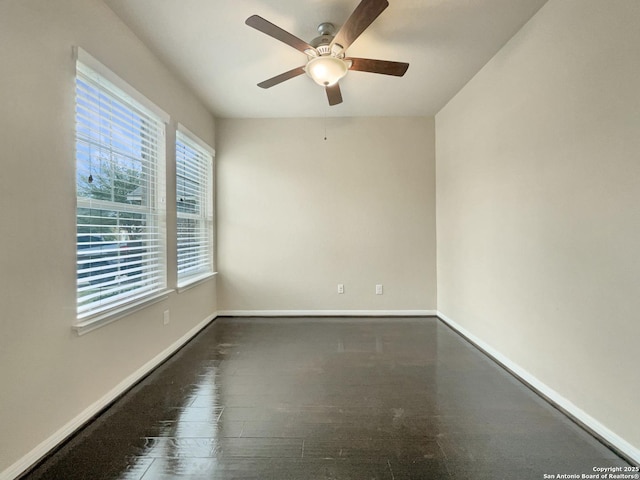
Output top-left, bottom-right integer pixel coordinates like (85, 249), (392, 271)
(175, 124), (216, 289)
(74, 48), (171, 334)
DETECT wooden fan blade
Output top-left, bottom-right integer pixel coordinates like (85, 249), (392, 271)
(325, 83), (343, 106)
(246, 15), (316, 54)
(331, 0), (389, 51)
(258, 67), (306, 89)
(347, 58), (409, 76)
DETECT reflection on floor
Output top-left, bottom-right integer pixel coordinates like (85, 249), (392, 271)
(24, 317), (629, 479)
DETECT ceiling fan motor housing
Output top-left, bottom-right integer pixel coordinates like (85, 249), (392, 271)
(310, 23), (344, 57)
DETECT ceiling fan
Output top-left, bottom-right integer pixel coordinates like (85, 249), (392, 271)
(246, 0), (409, 106)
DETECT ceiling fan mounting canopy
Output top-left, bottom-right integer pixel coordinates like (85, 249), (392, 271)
(317, 22), (336, 37)
(245, 0), (409, 106)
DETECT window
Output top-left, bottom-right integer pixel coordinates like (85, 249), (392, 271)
(176, 128), (214, 287)
(75, 53), (167, 322)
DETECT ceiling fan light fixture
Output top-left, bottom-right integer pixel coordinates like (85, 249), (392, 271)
(305, 56), (348, 86)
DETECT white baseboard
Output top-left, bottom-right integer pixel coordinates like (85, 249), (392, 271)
(1, 313), (218, 480)
(436, 311), (640, 465)
(217, 309), (437, 317)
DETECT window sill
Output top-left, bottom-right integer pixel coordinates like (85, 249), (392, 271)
(177, 272), (218, 294)
(73, 289), (174, 336)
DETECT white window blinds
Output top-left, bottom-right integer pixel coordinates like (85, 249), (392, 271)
(75, 60), (167, 320)
(176, 129), (214, 286)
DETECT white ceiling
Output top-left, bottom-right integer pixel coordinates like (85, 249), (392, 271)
(103, 0), (547, 118)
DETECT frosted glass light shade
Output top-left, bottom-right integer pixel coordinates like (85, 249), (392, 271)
(305, 56), (348, 86)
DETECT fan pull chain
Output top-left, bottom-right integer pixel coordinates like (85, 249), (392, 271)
(324, 114), (327, 141)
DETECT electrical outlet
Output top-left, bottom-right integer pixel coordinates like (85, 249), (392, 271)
(337, 284), (344, 294)
(163, 310), (170, 325)
(376, 284), (383, 295)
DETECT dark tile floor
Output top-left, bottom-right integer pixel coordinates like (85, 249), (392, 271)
(24, 317), (630, 479)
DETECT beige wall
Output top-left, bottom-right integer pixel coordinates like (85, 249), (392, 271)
(217, 117), (436, 312)
(0, 0), (216, 475)
(4, 0), (638, 473)
(436, 0), (640, 457)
